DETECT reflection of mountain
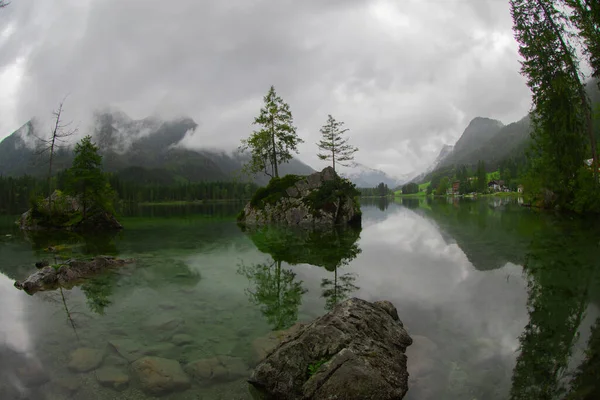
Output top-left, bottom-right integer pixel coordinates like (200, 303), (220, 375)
(418, 198), (543, 271)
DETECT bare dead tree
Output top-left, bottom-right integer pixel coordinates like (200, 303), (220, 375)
(34, 97), (77, 219)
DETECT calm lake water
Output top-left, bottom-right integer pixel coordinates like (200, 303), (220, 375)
(1, 198), (599, 399)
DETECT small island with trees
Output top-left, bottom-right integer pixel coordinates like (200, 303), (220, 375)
(237, 86), (361, 227)
(18, 135), (122, 231)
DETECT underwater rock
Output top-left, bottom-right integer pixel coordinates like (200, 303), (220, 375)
(15, 360), (50, 388)
(108, 339), (143, 363)
(144, 315), (184, 332)
(238, 167), (361, 227)
(96, 366), (130, 391)
(171, 334), (194, 346)
(68, 348), (105, 373)
(249, 298), (412, 400)
(184, 355), (249, 384)
(53, 376), (81, 396)
(143, 342), (177, 357)
(251, 323), (306, 364)
(405, 335), (439, 400)
(14, 256), (134, 294)
(105, 355), (128, 367)
(130, 356), (190, 395)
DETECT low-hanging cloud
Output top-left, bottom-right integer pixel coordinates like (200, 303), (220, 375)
(0, 0), (532, 176)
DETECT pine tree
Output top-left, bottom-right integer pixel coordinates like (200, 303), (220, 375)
(66, 136), (113, 219)
(239, 86), (303, 178)
(316, 115), (358, 175)
(510, 0), (598, 205)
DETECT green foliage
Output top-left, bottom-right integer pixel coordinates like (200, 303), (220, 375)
(402, 182), (419, 195)
(303, 178), (360, 219)
(307, 358), (329, 377)
(358, 182), (393, 197)
(510, 0), (599, 212)
(239, 86), (303, 178)
(317, 115), (358, 173)
(249, 174), (303, 209)
(238, 259), (307, 330)
(65, 136), (115, 218)
(476, 160), (487, 193)
(436, 177), (449, 196)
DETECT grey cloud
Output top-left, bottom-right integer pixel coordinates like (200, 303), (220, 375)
(0, 0), (531, 177)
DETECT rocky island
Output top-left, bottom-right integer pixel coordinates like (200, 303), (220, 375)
(238, 167), (361, 227)
(18, 190), (123, 231)
(14, 256), (133, 294)
(249, 298), (413, 400)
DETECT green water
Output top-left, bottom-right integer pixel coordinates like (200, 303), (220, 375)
(0, 199), (599, 399)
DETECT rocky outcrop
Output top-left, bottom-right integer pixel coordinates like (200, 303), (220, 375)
(238, 167), (361, 227)
(18, 190), (123, 231)
(249, 298), (413, 400)
(14, 256), (134, 294)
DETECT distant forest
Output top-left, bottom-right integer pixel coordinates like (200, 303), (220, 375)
(0, 172), (259, 214)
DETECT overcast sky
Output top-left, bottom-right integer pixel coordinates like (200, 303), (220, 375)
(0, 0), (532, 177)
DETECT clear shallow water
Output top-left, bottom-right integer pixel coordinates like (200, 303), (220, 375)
(0, 199), (599, 399)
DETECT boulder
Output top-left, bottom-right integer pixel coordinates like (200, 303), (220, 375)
(14, 256), (134, 294)
(249, 298), (412, 400)
(130, 356), (190, 396)
(68, 348), (104, 373)
(238, 167), (361, 227)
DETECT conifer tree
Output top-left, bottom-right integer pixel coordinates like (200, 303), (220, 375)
(316, 115), (358, 175)
(239, 86), (303, 178)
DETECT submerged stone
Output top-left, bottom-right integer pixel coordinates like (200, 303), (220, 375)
(249, 298), (412, 400)
(108, 339), (143, 363)
(184, 355), (249, 384)
(68, 348), (105, 373)
(144, 315), (184, 332)
(53, 376), (81, 396)
(171, 334), (194, 346)
(15, 360), (50, 388)
(131, 356), (191, 395)
(96, 366), (130, 391)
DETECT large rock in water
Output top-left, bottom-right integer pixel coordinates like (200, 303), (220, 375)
(18, 190), (123, 231)
(238, 167), (361, 227)
(249, 298), (413, 400)
(14, 256), (134, 294)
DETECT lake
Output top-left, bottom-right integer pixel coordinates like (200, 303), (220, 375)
(1, 198), (599, 400)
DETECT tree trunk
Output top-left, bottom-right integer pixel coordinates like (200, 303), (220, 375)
(271, 117), (278, 178)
